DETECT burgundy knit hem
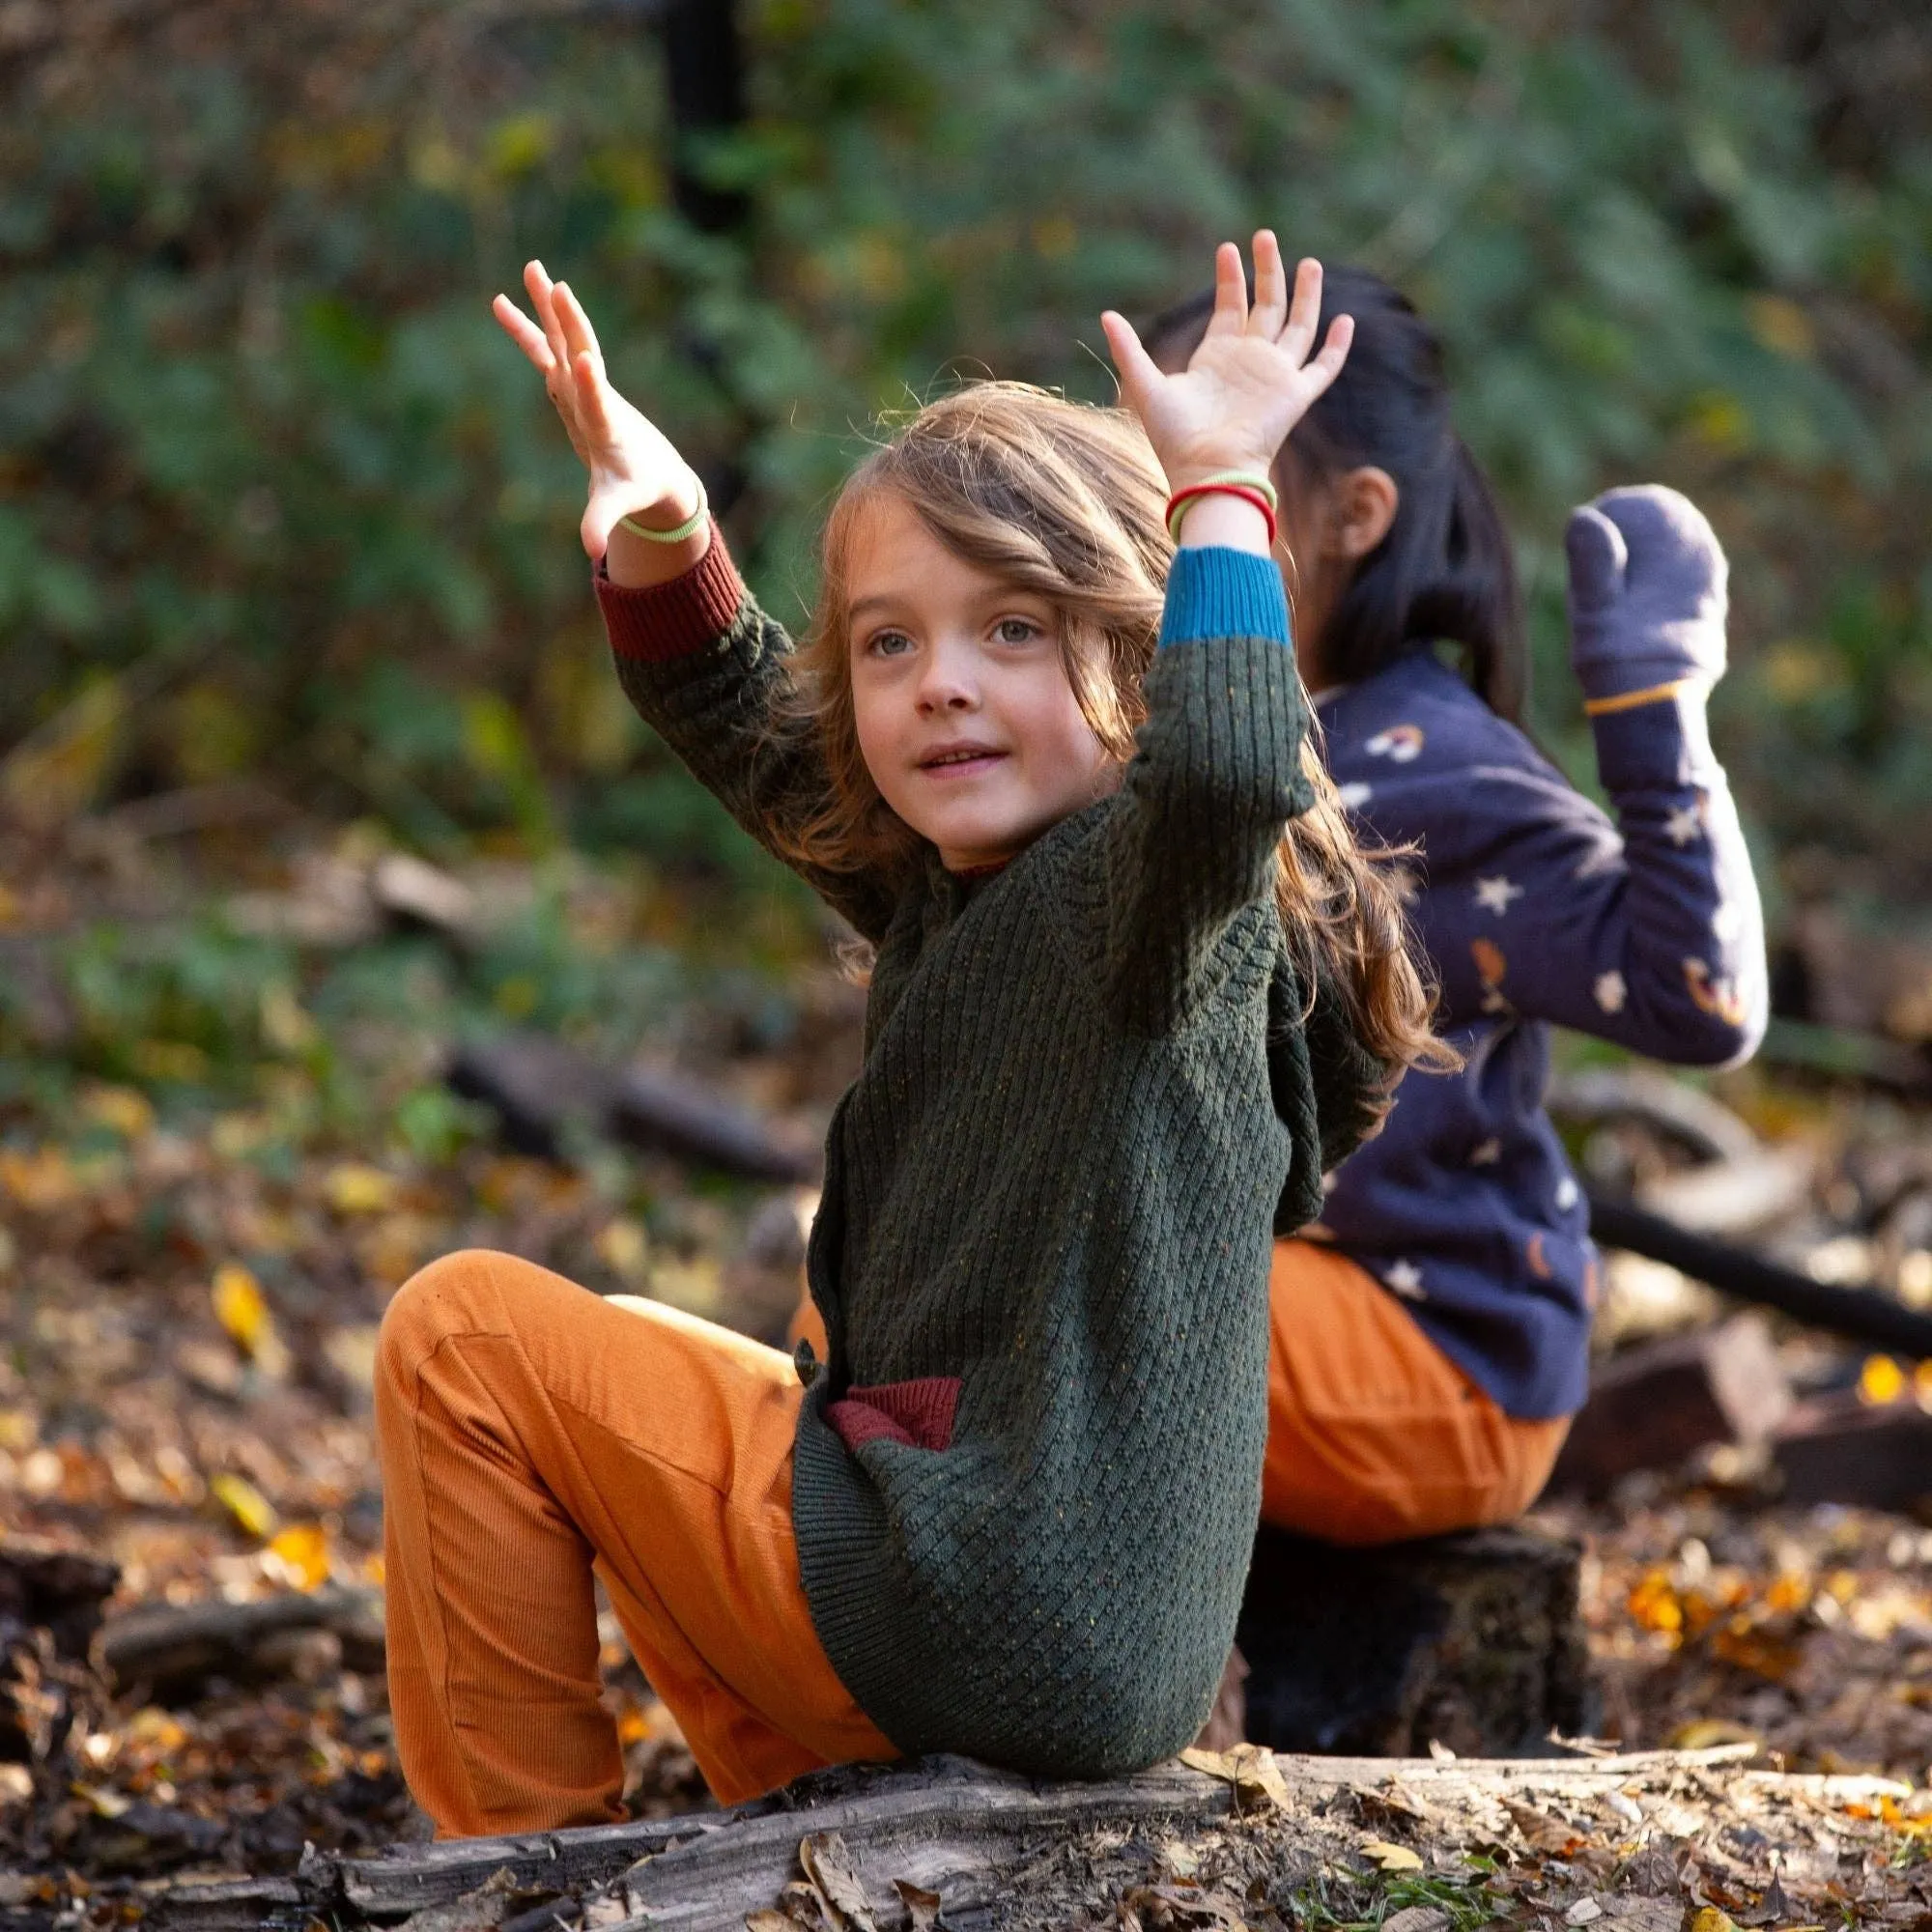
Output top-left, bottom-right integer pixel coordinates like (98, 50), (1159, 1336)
(826, 1376), (961, 1454)
(596, 521), (747, 662)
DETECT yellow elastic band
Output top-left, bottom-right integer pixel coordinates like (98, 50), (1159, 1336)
(619, 474), (708, 545)
(1582, 677), (1694, 717)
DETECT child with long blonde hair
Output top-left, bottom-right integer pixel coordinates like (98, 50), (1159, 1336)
(374, 237), (1440, 1834)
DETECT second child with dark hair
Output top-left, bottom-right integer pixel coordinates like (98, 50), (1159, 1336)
(1143, 267), (1767, 1545)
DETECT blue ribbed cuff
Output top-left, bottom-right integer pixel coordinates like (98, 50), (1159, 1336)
(1158, 546), (1292, 649)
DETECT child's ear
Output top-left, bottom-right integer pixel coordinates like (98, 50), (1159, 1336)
(1332, 466), (1399, 560)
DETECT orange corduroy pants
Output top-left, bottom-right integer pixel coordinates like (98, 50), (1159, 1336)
(376, 1239), (1566, 1837)
(373, 1250), (894, 1835)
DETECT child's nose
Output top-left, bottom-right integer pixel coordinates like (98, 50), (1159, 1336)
(915, 640), (979, 712)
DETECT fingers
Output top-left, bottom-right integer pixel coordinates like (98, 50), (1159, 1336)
(491, 293), (555, 374)
(1303, 312), (1354, 394)
(553, 280), (605, 367)
(523, 260), (571, 375)
(1204, 241), (1247, 339)
(570, 348), (615, 445)
(1100, 310), (1163, 419)
(1249, 231), (1288, 338)
(1279, 257), (1324, 364)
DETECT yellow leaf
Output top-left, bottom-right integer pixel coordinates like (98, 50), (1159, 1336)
(1226, 1742), (1290, 1808)
(1860, 1354), (1906, 1406)
(1359, 1839), (1425, 1871)
(1688, 1911), (1740, 1932)
(212, 1264), (268, 1352)
(326, 1162), (397, 1215)
(211, 1471), (278, 1540)
(596, 1216), (650, 1284)
(265, 1521), (330, 1592)
(81, 1085), (154, 1141)
(0, 1147), (79, 1210)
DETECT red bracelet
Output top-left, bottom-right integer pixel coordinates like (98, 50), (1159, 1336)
(1165, 482), (1278, 547)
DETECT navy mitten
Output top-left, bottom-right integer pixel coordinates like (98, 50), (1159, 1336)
(1565, 485), (1728, 701)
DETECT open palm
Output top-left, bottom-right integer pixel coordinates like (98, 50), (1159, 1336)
(492, 261), (698, 561)
(1102, 237), (1352, 490)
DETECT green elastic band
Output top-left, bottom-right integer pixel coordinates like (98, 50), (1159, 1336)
(619, 474), (708, 545)
(1192, 469), (1278, 511)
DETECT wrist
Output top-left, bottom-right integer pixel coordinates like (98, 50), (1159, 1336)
(1175, 493), (1272, 554)
(618, 469), (704, 535)
(605, 469), (710, 590)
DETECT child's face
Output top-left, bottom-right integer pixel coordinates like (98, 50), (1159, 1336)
(843, 490), (1118, 872)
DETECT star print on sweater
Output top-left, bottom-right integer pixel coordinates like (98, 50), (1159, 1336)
(1383, 1260), (1426, 1299)
(1664, 803), (1703, 846)
(1315, 648), (1767, 1421)
(1365, 724), (1425, 761)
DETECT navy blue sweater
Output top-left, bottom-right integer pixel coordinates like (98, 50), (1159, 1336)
(1312, 652), (1767, 1419)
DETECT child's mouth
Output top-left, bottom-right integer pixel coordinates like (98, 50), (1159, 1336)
(919, 747), (1006, 779)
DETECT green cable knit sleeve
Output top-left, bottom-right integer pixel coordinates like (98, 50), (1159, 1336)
(600, 541), (902, 945)
(1097, 548), (1315, 1035)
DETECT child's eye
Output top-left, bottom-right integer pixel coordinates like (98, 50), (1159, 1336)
(867, 629), (914, 658)
(994, 617), (1042, 645)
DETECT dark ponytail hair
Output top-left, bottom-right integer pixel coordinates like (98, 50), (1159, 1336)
(1142, 265), (1527, 723)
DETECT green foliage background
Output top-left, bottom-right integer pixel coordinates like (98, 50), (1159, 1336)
(3, 0), (1929, 889)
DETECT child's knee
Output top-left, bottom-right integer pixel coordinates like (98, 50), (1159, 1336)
(377, 1249), (509, 1390)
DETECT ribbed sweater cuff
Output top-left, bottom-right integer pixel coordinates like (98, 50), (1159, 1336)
(1158, 546), (1291, 649)
(595, 522), (746, 661)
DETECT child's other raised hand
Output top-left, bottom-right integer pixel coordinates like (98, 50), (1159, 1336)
(1565, 485), (1729, 701)
(1101, 236), (1351, 498)
(492, 262), (705, 576)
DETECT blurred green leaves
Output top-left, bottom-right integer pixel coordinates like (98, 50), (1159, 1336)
(0, 0), (1927, 880)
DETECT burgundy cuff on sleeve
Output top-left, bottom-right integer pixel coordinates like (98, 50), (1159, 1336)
(595, 521), (748, 662)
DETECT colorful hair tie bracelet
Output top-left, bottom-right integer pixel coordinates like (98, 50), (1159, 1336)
(1165, 474), (1279, 547)
(619, 473), (709, 545)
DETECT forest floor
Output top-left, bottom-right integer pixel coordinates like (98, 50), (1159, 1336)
(2, 826), (1931, 1924)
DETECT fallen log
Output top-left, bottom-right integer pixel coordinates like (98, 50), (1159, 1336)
(98, 1587), (385, 1698)
(448, 1034), (819, 1181)
(0, 1535), (121, 1662)
(1587, 1192), (1932, 1358)
(151, 1744), (1778, 1932)
(152, 1741), (1878, 1932)
(1774, 1391), (1932, 1512)
(1548, 1315), (1793, 1496)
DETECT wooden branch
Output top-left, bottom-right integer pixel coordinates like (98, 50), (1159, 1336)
(98, 1587), (384, 1696)
(1548, 1316), (1793, 1496)
(150, 1745), (1793, 1932)
(1588, 1192), (1932, 1356)
(0, 1536), (121, 1662)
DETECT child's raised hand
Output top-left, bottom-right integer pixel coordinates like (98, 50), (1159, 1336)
(492, 262), (703, 566)
(1101, 236), (1352, 496)
(1565, 485), (1729, 700)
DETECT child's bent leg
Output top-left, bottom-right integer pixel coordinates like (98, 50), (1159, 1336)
(374, 1249), (895, 1836)
(1262, 1239), (1569, 1544)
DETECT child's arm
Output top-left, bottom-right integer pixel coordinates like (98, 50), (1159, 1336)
(1422, 487), (1766, 1063)
(1095, 240), (1351, 1031)
(494, 266), (897, 942)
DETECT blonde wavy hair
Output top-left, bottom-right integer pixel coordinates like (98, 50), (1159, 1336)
(774, 381), (1452, 1087)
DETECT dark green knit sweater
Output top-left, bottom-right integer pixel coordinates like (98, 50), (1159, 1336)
(598, 534), (1387, 1777)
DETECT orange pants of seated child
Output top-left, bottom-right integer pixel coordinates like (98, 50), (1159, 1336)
(374, 1250), (895, 1834)
(376, 1240), (1564, 1838)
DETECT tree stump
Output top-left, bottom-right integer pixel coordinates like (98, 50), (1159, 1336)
(1236, 1524), (1592, 1757)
